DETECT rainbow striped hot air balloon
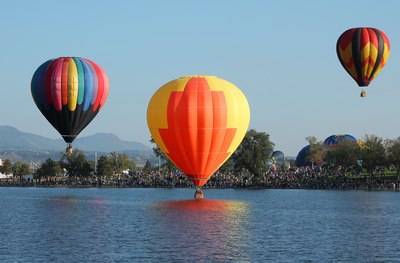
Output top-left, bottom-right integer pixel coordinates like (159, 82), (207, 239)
(336, 27), (390, 97)
(147, 76), (250, 196)
(31, 57), (109, 152)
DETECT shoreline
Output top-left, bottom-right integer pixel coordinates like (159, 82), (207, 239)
(0, 182), (398, 192)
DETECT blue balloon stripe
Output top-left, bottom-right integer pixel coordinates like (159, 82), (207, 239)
(80, 59), (94, 111)
(82, 58), (98, 107)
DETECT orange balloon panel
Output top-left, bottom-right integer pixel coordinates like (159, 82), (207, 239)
(147, 76), (250, 186)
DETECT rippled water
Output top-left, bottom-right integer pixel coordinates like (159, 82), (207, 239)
(0, 188), (399, 262)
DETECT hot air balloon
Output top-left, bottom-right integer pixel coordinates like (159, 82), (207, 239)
(271, 151), (285, 166)
(324, 134), (357, 147)
(295, 145), (324, 168)
(147, 76), (250, 198)
(295, 145), (311, 167)
(31, 57), (109, 152)
(336, 27), (390, 97)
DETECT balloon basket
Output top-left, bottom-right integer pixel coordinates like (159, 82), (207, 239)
(66, 144), (73, 154)
(194, 188), (204, 199)
(360, 90), (366, 97)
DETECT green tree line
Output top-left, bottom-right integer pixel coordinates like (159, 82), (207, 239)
(2, 130), (400, 180)
(0, 151), (136, 181)
(304, 134), (400, 178)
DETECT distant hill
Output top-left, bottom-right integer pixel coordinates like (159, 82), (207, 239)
(0, 125), (153, 163)
(73, 133), (150, 152)
(0, 125), (62, 150)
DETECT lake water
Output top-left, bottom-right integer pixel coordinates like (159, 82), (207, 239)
(0, 188), (399, 262)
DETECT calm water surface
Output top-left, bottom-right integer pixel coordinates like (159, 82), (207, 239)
(0, 188), (399, 262)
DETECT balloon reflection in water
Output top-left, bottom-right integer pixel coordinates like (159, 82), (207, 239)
(152, 199), (250, 261)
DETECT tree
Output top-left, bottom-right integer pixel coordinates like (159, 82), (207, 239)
(0, 159), (13, 175)
(324, 140), (361, 173)
(218, 158), (235, 174)
(360, 135), (386, 177)
(150, 137), (176, 172)
(13, 161), (31, 181)
(109, 152), (136, 176)
(385, 137), (400, 175)
(96, 155), (113, 177)
(143, 159), (153, 173)
(60, 150), (93, 178)
(282, 159), (290, 172)
(230, 129), (274, 177)
(35, 158), (62, 180)
(305, 136), (326, 166)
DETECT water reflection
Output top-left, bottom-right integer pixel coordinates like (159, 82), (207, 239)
(31, 194), (112, 263)
(325, 192), (400, 261)
(2, 189), (400, 262)
(151, 199), (250, 262)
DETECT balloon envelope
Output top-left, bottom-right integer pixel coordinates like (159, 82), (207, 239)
(271, 150), (285, 166)
(147, 76), (250, 186)
(324, 134), (357, 147)
(336, 27), (390, 89)
(31, 57), (109, 143)
(295, 145), (311, 167)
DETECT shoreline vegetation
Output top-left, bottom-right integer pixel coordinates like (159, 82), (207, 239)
(3, 131), (400, 193)
(1, 168), (400, 192)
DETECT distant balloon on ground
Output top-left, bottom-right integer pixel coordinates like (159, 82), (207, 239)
(324, 134), (357, 147)
(296, 134), (359, 167)
(295, 145), (311, 167)
(272, 151), (285, 166)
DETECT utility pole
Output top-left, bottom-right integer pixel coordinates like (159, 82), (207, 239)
(94, 152), (97, 174)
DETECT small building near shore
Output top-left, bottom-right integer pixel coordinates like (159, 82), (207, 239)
(0, 173), (13, 179)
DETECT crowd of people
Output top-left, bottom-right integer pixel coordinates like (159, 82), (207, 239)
(1, 166), (400, 191)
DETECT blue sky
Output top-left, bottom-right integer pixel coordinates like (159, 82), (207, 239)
(1, 0), (400, 156)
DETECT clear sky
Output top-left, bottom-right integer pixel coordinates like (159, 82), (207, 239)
(1, 0), (400, 156)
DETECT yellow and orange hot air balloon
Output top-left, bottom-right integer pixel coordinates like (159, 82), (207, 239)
(147, 76), (250, 197)
(336, 27), (390, 97)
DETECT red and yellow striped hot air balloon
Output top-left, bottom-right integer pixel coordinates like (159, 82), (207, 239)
(147, 76), (250, 197)
(336, 27), (390, 97)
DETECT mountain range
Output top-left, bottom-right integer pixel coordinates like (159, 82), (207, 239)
(0, 125), (154, 163)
